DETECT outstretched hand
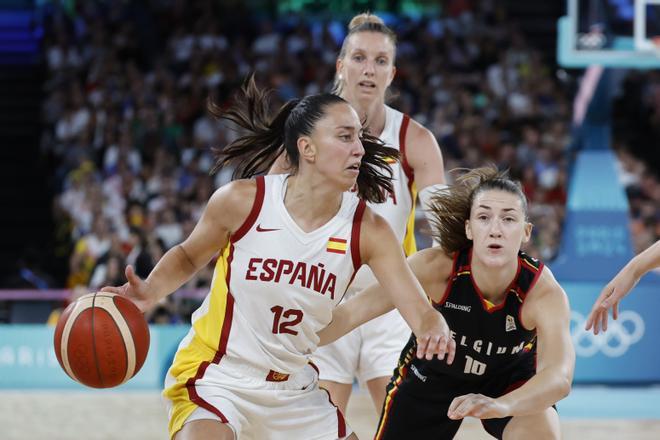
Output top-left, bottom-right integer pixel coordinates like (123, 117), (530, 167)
(584, 267), (638, 335)
(101, 265), (154, 312)
(415, 309), (456, 364)
(447, 393), (509, 420)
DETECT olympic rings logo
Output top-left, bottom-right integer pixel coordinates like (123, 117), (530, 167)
(570, 310), (645, 358)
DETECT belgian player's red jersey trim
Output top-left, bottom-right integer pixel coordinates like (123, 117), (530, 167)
(468, 248), (522, 313)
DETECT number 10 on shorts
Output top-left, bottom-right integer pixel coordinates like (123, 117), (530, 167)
(464, 355), (487, 375)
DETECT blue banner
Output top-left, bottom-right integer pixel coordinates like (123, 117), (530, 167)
(553, 150), (634, 281)
(563, 280), (660, 383)
(0, 325), (188, 389)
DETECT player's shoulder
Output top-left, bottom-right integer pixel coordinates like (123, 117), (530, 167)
(405, 116), (436, 145)
(207, 178), (261, 230)
(211, 178), (258, 205)
(409, 247), (454, 286)
(360, 205), (391, 232)
(528, 265), (569, 309)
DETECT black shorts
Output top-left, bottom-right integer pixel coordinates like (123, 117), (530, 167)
(375, 362), (546, 440)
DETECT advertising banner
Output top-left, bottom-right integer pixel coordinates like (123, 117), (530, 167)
(0, 325), (188, 389)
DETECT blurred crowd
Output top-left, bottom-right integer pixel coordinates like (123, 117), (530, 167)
(611, 70), (660, 255)
(614, 147), (660, 255)
(34, 0), (654, 322)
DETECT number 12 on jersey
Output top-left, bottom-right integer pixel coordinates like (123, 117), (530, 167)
(270, 305), (304, 335)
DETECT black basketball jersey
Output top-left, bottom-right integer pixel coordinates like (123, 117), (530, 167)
(406, 247), (544, 383)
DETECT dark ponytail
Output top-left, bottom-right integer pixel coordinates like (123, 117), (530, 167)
(355, 131), (398, 203)
(428, 166), (529, 254)
(209, 75), (294, 178)
(209, 75), (399, 203)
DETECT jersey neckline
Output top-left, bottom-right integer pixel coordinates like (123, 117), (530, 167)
(273, 174), (354, 245)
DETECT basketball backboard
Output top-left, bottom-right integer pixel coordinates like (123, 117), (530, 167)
(558, 0), (660, 68)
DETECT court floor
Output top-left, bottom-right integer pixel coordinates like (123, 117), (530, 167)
(1, 386), (659, 439)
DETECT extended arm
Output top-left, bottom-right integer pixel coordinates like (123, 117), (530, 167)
(586, 239), (660, 334)
(317, 281), (394, 346)
(360, 211), (455, 362)
(318, 247), (451, 346)
(101, 180), (255, 311)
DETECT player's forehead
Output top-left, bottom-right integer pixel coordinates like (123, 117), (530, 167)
(346, 31), (394, 56)
(315, 102), (361, 132)
(472, 190), (523, 213)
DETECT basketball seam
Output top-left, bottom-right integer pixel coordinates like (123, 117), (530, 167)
(90, 293), (105, 387)
(97, 297), (137, 384)
(59, 300), (91, 382)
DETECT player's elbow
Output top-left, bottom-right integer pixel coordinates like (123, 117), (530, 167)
(555, 366), (573, 400)
(557, 375), (572, 400)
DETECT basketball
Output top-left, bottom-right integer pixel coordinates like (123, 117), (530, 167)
(53, 292), (150, 388)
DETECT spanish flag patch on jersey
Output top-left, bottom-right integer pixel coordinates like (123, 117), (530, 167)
(326, 237), (347, 254)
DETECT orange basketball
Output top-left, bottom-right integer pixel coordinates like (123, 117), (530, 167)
(53, 292), (150, 388)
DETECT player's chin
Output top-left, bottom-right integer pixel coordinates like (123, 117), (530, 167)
(478, 251), (511, 268)
(340, 172), (359, 190)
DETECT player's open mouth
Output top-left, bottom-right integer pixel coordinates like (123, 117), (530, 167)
(358, 81), (376, 89)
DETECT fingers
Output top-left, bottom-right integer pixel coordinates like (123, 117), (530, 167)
(416, 334), (429, 359)
(613, 300), (619, 321)
(448, 394), (477, 420)
(586, 284), (616, 334)
(446, 337), (456, 365)
(125, 265), (138, 284)
(430, 335), (447, 361)
(584, 311), (595, 331)
(416, 334), (446, 361)
(448, 394), (470, 419)
(416, 333), (454, 362)
(599, 308), (608, 334)
(100, 286), (122, 294)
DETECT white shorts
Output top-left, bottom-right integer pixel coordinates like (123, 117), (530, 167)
(164, 357), (352, 440)
(313, 304), (412, 384)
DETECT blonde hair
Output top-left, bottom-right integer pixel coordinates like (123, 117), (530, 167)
(428, 166), (529, 254)
(332, 12), (397, 95)
(348, 12), (386, 29)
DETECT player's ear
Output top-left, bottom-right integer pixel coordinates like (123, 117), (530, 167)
(522, 221), (533, 243)
(299, 136), (316, 163)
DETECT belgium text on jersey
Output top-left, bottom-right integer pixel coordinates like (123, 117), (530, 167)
(450, 331), (531, 357)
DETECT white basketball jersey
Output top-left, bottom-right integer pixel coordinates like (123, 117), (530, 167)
(350, 106), (417, 291)
(174, 175), (366, 375)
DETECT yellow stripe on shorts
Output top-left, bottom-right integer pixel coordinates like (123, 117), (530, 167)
(163, 244), (233, 438)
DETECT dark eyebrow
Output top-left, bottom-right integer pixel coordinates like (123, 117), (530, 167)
(476, 205), (519, 213)
(351, 48), (390, 57)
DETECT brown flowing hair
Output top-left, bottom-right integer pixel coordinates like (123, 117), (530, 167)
(208, 75), (399, 203)
(428, 166), (529, 254)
